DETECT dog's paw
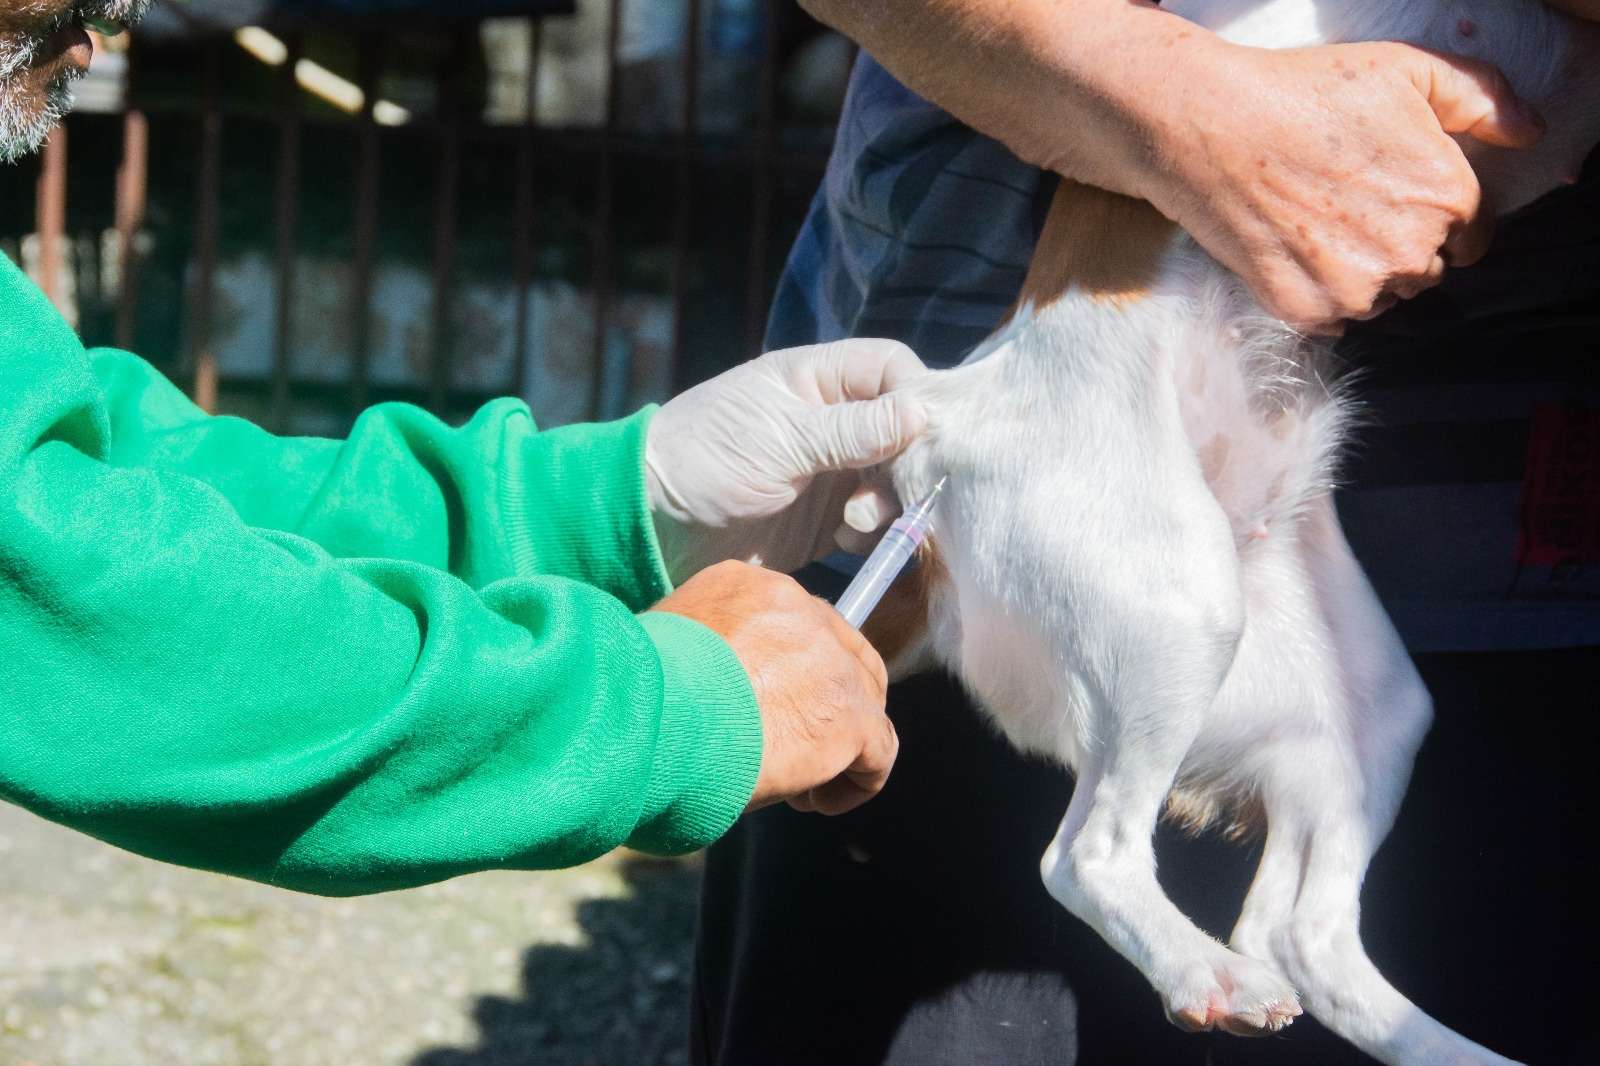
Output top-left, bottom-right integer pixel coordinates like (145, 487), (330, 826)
(1159, 951), (1302, 1037)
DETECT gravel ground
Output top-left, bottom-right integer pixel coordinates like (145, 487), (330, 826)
(0, 804), (699, 1066)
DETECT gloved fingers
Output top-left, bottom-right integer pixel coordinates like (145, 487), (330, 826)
(801, 391), (928, 473)
(832, 478), (901, 554)
(828, 469), (904, 554)
(843, 483), (897, 534)
(772, 338), (930, 404)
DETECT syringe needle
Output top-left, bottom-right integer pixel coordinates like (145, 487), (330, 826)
(835, 476), (947, 630)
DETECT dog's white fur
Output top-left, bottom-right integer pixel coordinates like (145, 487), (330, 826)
(884, 3), (1600, 1062)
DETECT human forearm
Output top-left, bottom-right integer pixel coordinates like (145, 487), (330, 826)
(804, 0), (1544, 330)
(0, 405), (762, 894)
(87, 346), (669, 600)
(797, 0), (1193, 200)
(2, 261), (765, 892)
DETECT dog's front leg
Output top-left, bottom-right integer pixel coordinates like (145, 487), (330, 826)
(1038, 618), (1303, 1037)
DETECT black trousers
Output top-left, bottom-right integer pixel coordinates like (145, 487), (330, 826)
(691, 572), (1599, 1065)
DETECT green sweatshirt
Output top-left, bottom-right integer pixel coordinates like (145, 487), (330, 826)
(0, 253), (762, 896)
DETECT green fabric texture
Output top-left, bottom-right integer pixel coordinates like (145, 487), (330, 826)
(0, 253), (762, 895)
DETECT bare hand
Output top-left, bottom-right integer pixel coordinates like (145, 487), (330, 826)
(1138, 40), (1546, 331)
(650, 561), (897, 816)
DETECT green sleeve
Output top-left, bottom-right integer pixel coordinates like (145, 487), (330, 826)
(0, 256), (762, 895)
(85, 345), (666, 597)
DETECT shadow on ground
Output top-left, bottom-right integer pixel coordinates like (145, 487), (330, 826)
(413, 856), (700, 1066)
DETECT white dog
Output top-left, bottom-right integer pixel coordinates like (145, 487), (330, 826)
(870, 3), (1600, 1063)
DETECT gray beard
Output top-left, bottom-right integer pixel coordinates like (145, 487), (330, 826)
(0, 0), (151, 162)
(0, 70), (82, 164)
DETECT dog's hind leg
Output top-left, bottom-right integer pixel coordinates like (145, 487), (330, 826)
(1036, 555), (1303, 1037)
(1233, 498), (1521, 1066)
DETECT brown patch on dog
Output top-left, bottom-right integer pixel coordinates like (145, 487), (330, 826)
(861, 540), (947, 680)
(1198, 434), (1232, 484)
(1017, 181), (1178, 312)
(1164, 784), (1267, 842)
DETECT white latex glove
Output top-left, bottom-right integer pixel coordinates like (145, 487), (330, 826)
(645, 339), (930, 583)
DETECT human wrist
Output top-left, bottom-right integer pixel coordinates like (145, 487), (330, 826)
(626, 611), (763, 854)
(1023, 1), (1230, 204)
(642, 435), (700, 587)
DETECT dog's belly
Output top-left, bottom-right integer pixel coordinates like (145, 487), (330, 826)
(1171, 324), (1345, 551)
(898, 282), (1318, 770)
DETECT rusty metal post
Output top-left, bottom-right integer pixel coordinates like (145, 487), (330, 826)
(350, 36), (384, 413)
(744, 0), (781, 357)
(668, 0), (702, 393)
(429, 30), (469, 415)
(35, 127), (68, 314)
(190, 40), (223, 413)
(271, 31), (304, 432)
(587, 0), (623, 419)
(509, 19), (544, 400)
(113, 46), (148, 349)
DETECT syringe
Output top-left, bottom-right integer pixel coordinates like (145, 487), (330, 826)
(835, 476), (947, 630)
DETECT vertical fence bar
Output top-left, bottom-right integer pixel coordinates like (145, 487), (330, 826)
(429, 30), (468, 415)
(668, 0), (702, 393)
(35, 128), (68, 314)
(744, 0), (781, 356)
(587, 0), (622, 420)
(350, 36), (384, 414)
(114, 47), (148, 349)
(190, 40), (223, 413)
(508, 19), (543, 400)
(271, 31), (304, 432)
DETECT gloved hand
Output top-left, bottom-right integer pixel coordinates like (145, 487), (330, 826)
(645, 340), (929, 583)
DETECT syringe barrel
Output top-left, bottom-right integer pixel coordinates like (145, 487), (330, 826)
(835, 522), (921, 629)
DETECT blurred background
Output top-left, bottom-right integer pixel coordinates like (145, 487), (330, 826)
(0, 0), (854, 1062)
(0, 0), (854, 432)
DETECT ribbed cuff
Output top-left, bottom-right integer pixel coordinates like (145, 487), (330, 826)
(626, 611), (763, 855)
(503, 405), (674, 611)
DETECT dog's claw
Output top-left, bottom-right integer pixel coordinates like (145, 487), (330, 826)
(1162, 955), (1301, 1038)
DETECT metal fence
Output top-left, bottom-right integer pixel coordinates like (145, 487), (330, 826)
(14, 1), (850, 434)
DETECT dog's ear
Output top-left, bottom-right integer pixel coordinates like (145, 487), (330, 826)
(861, 542), (946, 682)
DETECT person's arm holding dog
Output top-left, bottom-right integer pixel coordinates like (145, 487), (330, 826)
(799, 0), (1548, 333)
